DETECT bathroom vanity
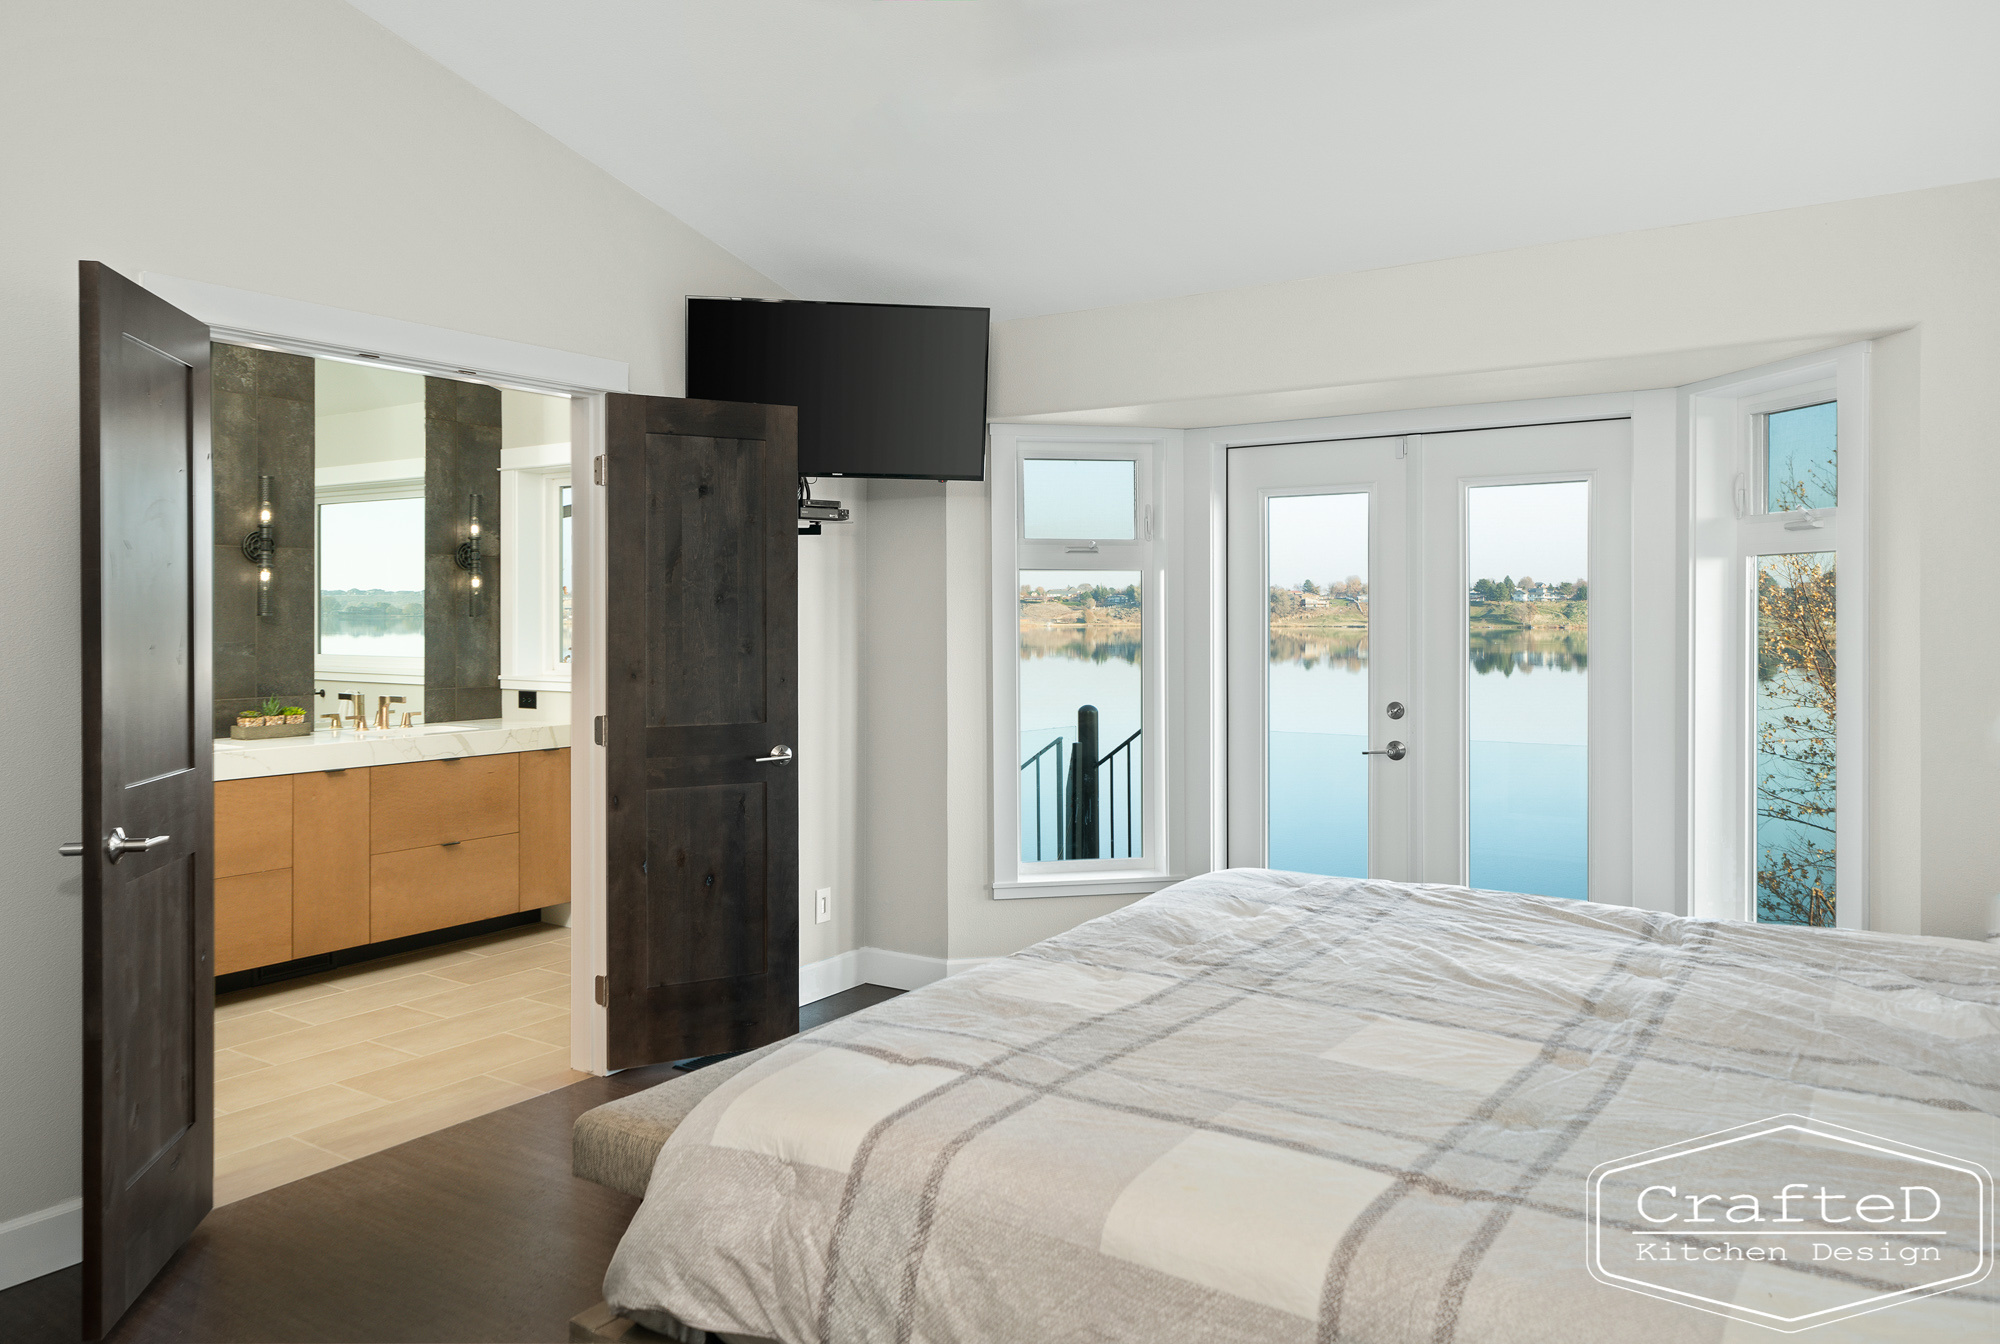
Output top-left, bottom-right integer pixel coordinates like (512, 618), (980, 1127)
(212, 721), (571, 976)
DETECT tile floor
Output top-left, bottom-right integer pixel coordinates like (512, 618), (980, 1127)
(212, 921), (580, 1206)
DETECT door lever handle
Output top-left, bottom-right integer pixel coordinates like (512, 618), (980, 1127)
(753, 745), (794, 764)
(104, 827), (170, 863)
(1360, 741), (1407, 761)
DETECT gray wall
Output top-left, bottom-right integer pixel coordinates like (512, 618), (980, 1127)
(423, 377), (502, 724)
(211, 344), (315, 735)
(855, 482), (950, 959)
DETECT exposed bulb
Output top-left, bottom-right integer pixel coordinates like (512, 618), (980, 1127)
(258, 507), (272, 523)
(469, 521), (481, 537)
(470, 574), (482, 589)
(258, 568), (271, 583)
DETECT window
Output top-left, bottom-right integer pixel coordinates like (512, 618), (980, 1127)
(991, 428), (1174, 897)
(498, 453), (572, 690)
(315, 484), (425, 681)
(1689, 349), (1867, 929)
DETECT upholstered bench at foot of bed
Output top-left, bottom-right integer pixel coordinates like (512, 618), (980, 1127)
(571, 1037), (793, 1198)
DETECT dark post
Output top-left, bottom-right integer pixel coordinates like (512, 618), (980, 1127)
(1072, 704), (1100, 859)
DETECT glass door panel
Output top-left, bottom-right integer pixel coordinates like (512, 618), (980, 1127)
(1418, 420), (1631, 900)
(1228, 437), (1410, 880)
(1465, 482), (1590, 899)
(1266, 493), (1370, 876)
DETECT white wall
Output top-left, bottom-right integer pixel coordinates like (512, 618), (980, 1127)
(314, 403), (425, 468)
(0, 0), (797, 1275)
(986, 179), (2000, 942)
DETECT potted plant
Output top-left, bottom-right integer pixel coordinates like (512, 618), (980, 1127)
(230, 696), (314, 740)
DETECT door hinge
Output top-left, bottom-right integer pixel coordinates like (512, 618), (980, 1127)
(594, 974), (608, 1007)
(593, 455), (606, 486)
(593, 715), (605, 746)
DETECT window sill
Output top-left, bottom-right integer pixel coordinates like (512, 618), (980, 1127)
(501, 673), (573, 692)
(991, 874), (1185, 901)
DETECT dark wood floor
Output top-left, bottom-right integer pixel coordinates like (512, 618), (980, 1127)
(0, 984), (902, 1344)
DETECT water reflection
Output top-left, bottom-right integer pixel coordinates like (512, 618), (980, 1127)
(1268, 629), (1367, 670)
(1263, 630), (1587, 675)
(1467, 631), (1588, 677)
(1020, 625), (1140, 664)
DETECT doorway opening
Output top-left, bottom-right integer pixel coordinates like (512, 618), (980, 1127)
(209, 350), (579, 1205)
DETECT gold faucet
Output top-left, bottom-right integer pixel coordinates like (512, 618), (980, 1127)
(376, 695), (406, 730)
(400, 710), (422, 729)
(322, 713), (343, 733)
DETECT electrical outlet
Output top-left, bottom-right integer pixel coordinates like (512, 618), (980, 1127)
(815, 887), (832, 924)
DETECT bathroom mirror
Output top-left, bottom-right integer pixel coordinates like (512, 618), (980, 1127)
(313, 360), (428, 714)
(212, 343), (568, 736)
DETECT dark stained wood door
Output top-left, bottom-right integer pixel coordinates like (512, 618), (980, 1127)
(603, 395), (799, 1068)
(77, 262), (214, 1339)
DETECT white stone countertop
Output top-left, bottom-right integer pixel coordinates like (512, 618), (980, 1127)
(213, 718), (570, 781)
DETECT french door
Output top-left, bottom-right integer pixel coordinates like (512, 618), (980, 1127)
(1227, 419), (1631, 900)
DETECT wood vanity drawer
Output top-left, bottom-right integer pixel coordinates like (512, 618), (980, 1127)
(216, 869), (293, 975)
(518, 747), (570, 910)
(370, 833), (519, 941)
(368, 755), (519, 853)
(215, 776), (294, 878)
(294, 768), (371, 958)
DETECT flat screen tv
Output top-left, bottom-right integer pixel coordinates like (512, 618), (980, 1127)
(685, 297), (990, 481)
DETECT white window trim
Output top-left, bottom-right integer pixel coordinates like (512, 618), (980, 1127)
(989, 424), (1185, 898)
(499, 441), (573, 690)
(1686, 344), (1869, 929)
(314, 478), (427, 685)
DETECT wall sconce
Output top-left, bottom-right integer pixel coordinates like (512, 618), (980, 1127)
(240, 474), (275, 618)
(454, 492), (484, 614)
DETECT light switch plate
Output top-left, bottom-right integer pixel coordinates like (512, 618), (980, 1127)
(815, 887), (832, 924)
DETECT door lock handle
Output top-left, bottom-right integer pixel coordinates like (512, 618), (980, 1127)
(1360, 741), (1407, 761)
(753, 745), (794, 764)
(104, 827), (170, 863)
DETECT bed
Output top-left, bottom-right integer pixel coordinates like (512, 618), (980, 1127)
(577, 869), (2000, 1343)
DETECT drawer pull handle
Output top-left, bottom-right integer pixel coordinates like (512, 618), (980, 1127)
(441, 840), (461, 847)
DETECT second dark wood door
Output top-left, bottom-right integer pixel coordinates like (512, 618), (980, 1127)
(603, 395), (799, 1068)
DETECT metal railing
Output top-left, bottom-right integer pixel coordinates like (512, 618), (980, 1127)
(1097, 726), (1141, 859)
(1021, 705), (1140, 862)
(1020, 736), (1067, 861)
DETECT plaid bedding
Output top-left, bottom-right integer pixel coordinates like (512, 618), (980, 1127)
(605, 870), (2000, 1343)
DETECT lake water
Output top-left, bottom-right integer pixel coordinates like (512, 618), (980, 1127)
(1019, 624), (1143, 862)
(1018, 619), (1589, 898)
(1267, 627), (1588, 898)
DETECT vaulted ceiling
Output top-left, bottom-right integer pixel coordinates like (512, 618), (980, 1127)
(349, 0), (2000, 320)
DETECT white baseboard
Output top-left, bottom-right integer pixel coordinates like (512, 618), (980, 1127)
(0, 1197), (81, 1292)
(798, 947), (995, 1005)
(798, 949), (864, 1004)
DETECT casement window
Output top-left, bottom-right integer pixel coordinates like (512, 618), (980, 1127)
(1689, 347), (1869, 928)
(989, 425), (1177, 897)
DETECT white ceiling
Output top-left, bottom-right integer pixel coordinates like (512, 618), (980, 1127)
(348, 0), (2000, 320)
